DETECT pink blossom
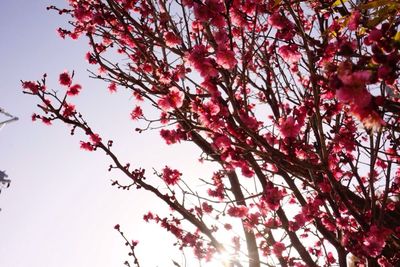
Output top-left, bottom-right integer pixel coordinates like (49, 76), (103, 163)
(90, 133), (102, 145)
(378, 256), (393, 267)
(263, 185), (284, 211)
(278, 45), (301, 64)
(245, 213), (260, 228)
(80, 141), (94, 151)
(336, 87), (371, 108)
(213, 30), (228, 46)
(200, 79), (220, 96)
(377, 66), (392, 81)
(130, 106), (143, 120)
(350, 103), (384, 130)
(57, 28), (68, 39)
(224, 224), (232, 230)
(241, 165), (254, 178)
(348, 10), (361, 31)
(159, 72), (171, 84)
(230, 8), (246, 27)
(199, 59), (219, 78)
(43, 98), (51, 107)
(272, 242), (286, 256)
(86, 52), (97, 64)
(74, 7), (93, 23)
(181, 0), (193, 7)
(186, 45), (218, 78)
(210, 13), (226, 29)
(239, 113), (260, 130)
(278, 116), (301, 138)
(108, 82), (117, 93)
(368, 29), (383, 43)
(164, 32), (182, 47)
(191, 20), (203, 32)
(158, 87), (184, 112)
(41, 117), (52, 125)
(92, 13), (105, 26)
(22, 81), (40, 93)
(348, 70), (371, 84)
(204, 100), (220, 116)
(319, 180), (332, 193)
(141, 63), (153, 73)
(268, 13), (291, 30)
(201, 202), (213, 213)
(336, 67), (372, 108)
(293, 213), (306, 228)
(216, 49), (237, 70)
(321, 217), (336, 231)
(327, 252), (336, 264)
(143, 212), (154, 222)
(133, 91), (143, 102)
(69, 31), (80, 40)
(227, 205), (248, 218)
(67, 84), (82, 96)
(193, 3), (211, 22)
(265, 218), (281, 229)
(59, 72), (72, 86)
(160, 129), (184, 145)
(363, 225), (390, 257)
(214, 135), (231, 152)
(162, 166), (181, 185)
(193, 0), (224, 25)
(62, 103), (75, 117)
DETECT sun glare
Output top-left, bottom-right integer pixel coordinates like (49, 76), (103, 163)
(206, 250), (239, 267)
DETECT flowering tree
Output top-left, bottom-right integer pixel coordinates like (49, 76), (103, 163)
(23, 0), (400, 266)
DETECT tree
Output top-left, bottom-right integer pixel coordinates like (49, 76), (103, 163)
(22, 0), (400, 266)
(0, 108), (17, 197)
(0, 171), (11, 194)
(0, 108), (18, 130)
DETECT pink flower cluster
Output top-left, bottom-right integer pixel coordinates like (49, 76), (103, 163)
(227, 205), (248, 218)
(278, 116), (302, 139)
(335, 63), (383, 129)
(162, 166), (182, 185)
(158, 87), (184, 112)
(186, 45), (218, 78)
(59, 71), (83, 96)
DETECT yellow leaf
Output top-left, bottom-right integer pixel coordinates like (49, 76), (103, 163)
(358, 27), (368, 36)
(393, 32), (400, 43)
(366, 5), (396, 27)
(274, 0), (282, 7)
(332, 0), (349, 7)
(359, 0), (397, 10)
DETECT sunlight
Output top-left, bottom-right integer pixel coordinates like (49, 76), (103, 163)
(206, 250), (241, 267)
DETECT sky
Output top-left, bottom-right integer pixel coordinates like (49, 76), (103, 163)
(0, 1), (218, 266)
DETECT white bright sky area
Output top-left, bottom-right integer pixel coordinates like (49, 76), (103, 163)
(0, 1), (220, 266)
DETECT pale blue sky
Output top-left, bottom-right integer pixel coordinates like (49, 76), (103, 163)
(0, 1), (217, 266)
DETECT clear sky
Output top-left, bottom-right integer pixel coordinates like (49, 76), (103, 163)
(0, 1), (218, 266)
